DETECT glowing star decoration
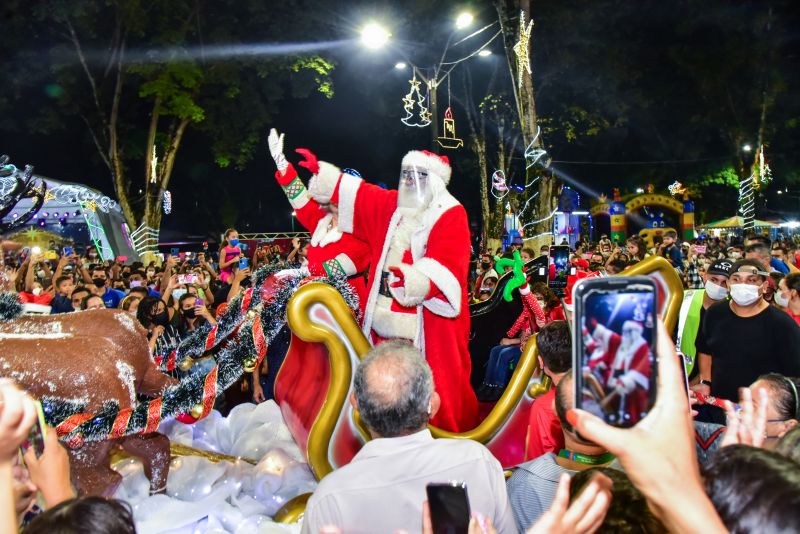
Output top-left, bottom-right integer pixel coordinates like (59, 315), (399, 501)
(513, 10), (534, 89)
(149, 145), (158, 184)
(436, 107), (464, 149)
(43, 190), (56, 203)
(82, 199), (97, 212)
(491, 169), (509, 200)
(668, 181), (687, 196)
(401, 75), (431, 128)
(163, 190), (172, 215)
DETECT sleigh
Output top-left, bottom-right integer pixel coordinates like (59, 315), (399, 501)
(271, 255), (684, 521)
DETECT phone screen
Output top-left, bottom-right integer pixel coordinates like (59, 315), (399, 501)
(548, 246), (570, 296)
(426, 483), (471, 534)
(177, 274), (198, 285)
(695, 245), (707, 254)
(238, 257), (249, 270)
(574, 277), (658, 427)
(20, 401), (47, 458)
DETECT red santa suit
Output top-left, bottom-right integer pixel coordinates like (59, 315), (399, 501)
(308, 151), (478, 432)
(587, 322), (651, 423)
(275, 163), (370, 315)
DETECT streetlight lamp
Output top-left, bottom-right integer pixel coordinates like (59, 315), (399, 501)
(455, 12), (474, 29)
(290, 211), (296, 232)
(360, 23), (391, 49)
(478, 49), (492, 57)
(394, 62), (407, 69)
(742, 143), (752, 152)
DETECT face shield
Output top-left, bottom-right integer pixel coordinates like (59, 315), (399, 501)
(397, 165), (432, 210)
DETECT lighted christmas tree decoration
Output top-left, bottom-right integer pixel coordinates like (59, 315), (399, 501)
(163, 190), (172, 214)
(513, 10), (534, 89)
(401, 74), (432, 128)
(668, 181), (686, 196)
(149, 145), (158, 184)
(753, 144), (772, 190)
(436, 107), (464, 149)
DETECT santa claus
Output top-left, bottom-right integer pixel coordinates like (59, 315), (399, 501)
(298, 148), (478, 432)
(267, 129), (370, 314)
(585, 320), (652, 424)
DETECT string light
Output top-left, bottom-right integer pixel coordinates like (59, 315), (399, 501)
(163, 190), (172, 214)
(149, 145), (158, 184)
(668, 181), (686, 196)
(490, 169), (509, 200)
(738, 173), (755, 231)
(512, 10), (534, 89)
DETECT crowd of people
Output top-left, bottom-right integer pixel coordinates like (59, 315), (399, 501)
(2, 221), (800, 533)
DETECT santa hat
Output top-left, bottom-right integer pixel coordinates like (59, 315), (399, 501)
(573, 258), (590, 270)
(402, 150), (452, 185)
(622, 320), (644, 334)
(564, 270), (602, 311)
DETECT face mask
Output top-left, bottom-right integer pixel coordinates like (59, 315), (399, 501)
(536, 299), (546, 309)
(775, 291), (790, 308)
(32, 287), (42, 296)
(229, 239), (239, 247)
(36, 269), (45, 278)
(204, 276), (211, 285)
(182, 308), (196, 319)
(150, 311), (169, 327)
(172, 288), (187, 300)
(129, 280), (143, 288)
(705, 280), (728, 301)
(728, 252), (742, 260)
(147, 270), (155, 277)
(397, 166), (432, 210)
(481, 261), (490, 270)
(88, 252), (98, 258)
(92, 277), (106, 288)
(729, 283), (761, 306)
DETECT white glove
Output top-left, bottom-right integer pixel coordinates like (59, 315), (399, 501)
(615, 373), (637, 394)
(268, 128), (288, 172)
(387, 264), (431, 308)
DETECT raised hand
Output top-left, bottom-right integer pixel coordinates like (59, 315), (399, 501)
(720, 386), (768, 448)
(527, 472), (612, 534)
(268, 128), (288, 172)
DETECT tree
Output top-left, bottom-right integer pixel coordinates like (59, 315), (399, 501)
(4, 0), (333, 252)
(494, 0), (559, 250)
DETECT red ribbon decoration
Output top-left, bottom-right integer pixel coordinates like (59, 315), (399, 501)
(143, 398), (163, 434)
(253, 315), (268, 368)
(55, 413), (94, 439)
(198, 367), (218, 420)
(110, 408), (133, 439)
(204, 325), (218, 351)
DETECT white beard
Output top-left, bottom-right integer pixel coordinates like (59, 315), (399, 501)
(613, 334), (646, 371)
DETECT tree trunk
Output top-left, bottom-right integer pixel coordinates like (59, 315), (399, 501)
(495, 0), (560, 251)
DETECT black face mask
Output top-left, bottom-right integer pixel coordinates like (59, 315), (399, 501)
(590, 262), (604, 271)
(182, 308), (196, 319)
(481, 261), (491, 269)
(92, 277), (106, 288)
(150, 311), (169, 327)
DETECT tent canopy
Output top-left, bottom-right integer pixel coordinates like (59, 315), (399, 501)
(699, 216), (777, 229)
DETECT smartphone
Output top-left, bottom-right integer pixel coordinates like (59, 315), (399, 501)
(573, 276), (658, 427)
(548, 245), (570, 296)
(31, 246), (42, 255)
(170, 247), (180, 256)
(694, 245), (707, 254)
(63, 246), (73, 257)
(195, 298), (204, 308)
(238, 257), (249, 270)
(20, 401), (47, 458)
(426, 482), (471, 534)
(177, 273), (199, 285)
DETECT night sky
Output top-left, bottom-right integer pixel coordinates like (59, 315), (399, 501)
(1, 0), (799, 241)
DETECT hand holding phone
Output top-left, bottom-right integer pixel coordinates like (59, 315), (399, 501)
(426, 482), (471, 534)
(238, 257), (249, 271)
(177, 273), (199, 285)
(20, 400), (47, 459)
(573, 276), (658, 427)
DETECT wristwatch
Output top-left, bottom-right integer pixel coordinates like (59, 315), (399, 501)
(700, 379), (712, 387)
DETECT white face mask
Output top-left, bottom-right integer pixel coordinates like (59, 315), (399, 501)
(172, 288), (187, 300)
(32, 287), (42, 296)
(536, 299), (546, 310)
(775, 291), (790, 308)
(729, 283), (761, 306)
(704, 280), (728, 301)
(728, 252), (742, 260)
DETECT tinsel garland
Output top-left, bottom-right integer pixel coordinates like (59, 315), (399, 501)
(0, 292), (23, 321)
(40, 269), (360, 444)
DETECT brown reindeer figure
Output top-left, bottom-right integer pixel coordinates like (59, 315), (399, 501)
(0, 309), (177, 496)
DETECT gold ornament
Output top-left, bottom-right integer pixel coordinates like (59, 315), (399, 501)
(43, 190), (56, 203)
(190, 403), (204, 419)
(513, 10), (534, 89)
(83, 199), (98, 212)
(178, 357), (195, 372)
(242, 355), (258, 373)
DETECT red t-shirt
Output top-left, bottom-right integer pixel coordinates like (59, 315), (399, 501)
(785, 308), (800, 327)
(17, 292), (53, 305)
(524, 387), (565, 461)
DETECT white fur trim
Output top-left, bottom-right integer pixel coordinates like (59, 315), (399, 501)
(626, 369), (650, 390)
(371, 295), (417, 340)
(310, 213), (343, 247)
(308, 161), (341, 204)
(362, 210), (403, 338)
(334, 253), (357, 276)
(519, 284), (531, 295)
(402, 151), (452, 185)
(414, 257), (461, 318)
(337, 172), (362, 233)
(289, 189), (310, 210)
(388, 264), (430, 307)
